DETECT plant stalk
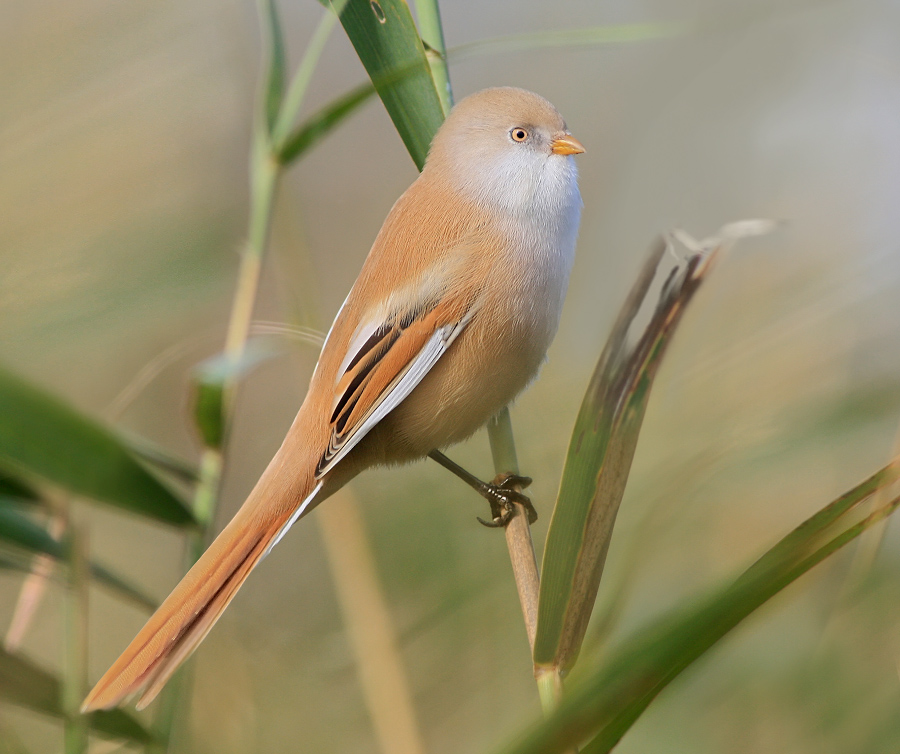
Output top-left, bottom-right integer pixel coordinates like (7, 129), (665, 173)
(191, 0), (341, 543)
(187, 136), (279, 550)
(489, 410), (571, 745)
(535, 667), (564, 716)
(271, 0), (348, 150)
(317, 491), (426, 754)
(63, 522), (88, 754)
(487, 409), (541, 654)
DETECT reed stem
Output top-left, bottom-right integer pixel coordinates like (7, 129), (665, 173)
(63, 523), (88, 754)
(487, 410), (542, 662)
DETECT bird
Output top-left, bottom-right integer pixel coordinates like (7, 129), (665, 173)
(82, 86), (584, 711)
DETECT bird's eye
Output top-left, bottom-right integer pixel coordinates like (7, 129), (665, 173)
(510, 127), (528, 142)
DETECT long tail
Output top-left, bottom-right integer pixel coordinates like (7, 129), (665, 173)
(82, 441), (325, 712)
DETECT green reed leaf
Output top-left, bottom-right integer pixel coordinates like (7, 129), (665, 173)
(0, 472), (39, 505)
(336, 0), (445, 169)
(192, 336), (285, 450)
(0, 366), (193, 526)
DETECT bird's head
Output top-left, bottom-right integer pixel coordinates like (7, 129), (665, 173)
(426, 87), (584, 215)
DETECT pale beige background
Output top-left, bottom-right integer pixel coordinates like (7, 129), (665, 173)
(2, 1), (900, 752)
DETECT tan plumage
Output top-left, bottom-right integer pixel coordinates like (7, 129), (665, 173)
(82, 87), (584, 711)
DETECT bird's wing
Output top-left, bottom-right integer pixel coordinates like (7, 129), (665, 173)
(315, 289), (478, 478)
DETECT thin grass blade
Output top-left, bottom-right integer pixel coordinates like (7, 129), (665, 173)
(270, 0), (348, 151)
(336, 0), (444, 169)
(735, 460), (900, 588)
(579, 468), (900, 753)
(0, 366), (192, 526)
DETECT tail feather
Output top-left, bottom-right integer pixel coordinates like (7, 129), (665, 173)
(133, 526), (276, 709)
(82, 457), (324, 712)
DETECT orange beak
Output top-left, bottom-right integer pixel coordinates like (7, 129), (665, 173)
(550, 133), (586, 156)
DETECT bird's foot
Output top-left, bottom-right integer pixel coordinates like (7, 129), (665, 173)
(426, 451), (537, 529)
(476, 473), (537, 528)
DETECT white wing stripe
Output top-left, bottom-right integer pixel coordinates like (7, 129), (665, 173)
(264, 481), (324, 557)
(311, 292), (351, 382)
(336, 318), (380, 382)
(317, 311), (473, 476)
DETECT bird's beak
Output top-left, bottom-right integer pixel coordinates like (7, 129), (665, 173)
(550, 133), (586, 156)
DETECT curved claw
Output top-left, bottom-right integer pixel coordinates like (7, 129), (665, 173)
(477, 474), (538, 528)
(494, 473), (533, 491)
(427, 451), (539, 528)
(477, 512), (511, 528)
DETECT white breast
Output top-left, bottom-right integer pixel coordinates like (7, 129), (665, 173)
(498, 154), (582, 345)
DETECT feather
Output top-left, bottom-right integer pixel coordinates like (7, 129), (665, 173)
(317, 307), (475, 477)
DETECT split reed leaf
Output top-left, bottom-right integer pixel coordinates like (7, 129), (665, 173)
(336, 0), (444, 168)
(0, 647), (155, 743)
(0, 502), (157, 611)
(535, 237), (719, 671)
(413, 0), (452, 114)
(492, 458), (900, 754)
(0, 366), (193, 526)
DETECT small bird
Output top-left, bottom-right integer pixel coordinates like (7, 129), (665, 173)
(82, 86), (584, 711)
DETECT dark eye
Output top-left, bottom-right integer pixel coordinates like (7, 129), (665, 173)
(511, 127), (528, 142)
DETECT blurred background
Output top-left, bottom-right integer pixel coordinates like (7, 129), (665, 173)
(3, 0), (900, 751)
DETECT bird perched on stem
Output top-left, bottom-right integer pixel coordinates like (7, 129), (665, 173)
(83, 86), (584, 711)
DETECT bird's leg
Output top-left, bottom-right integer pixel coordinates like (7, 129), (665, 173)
(427, 450), (537, 527)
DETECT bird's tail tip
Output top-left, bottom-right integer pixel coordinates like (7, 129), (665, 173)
(80, 504), (299, 711)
